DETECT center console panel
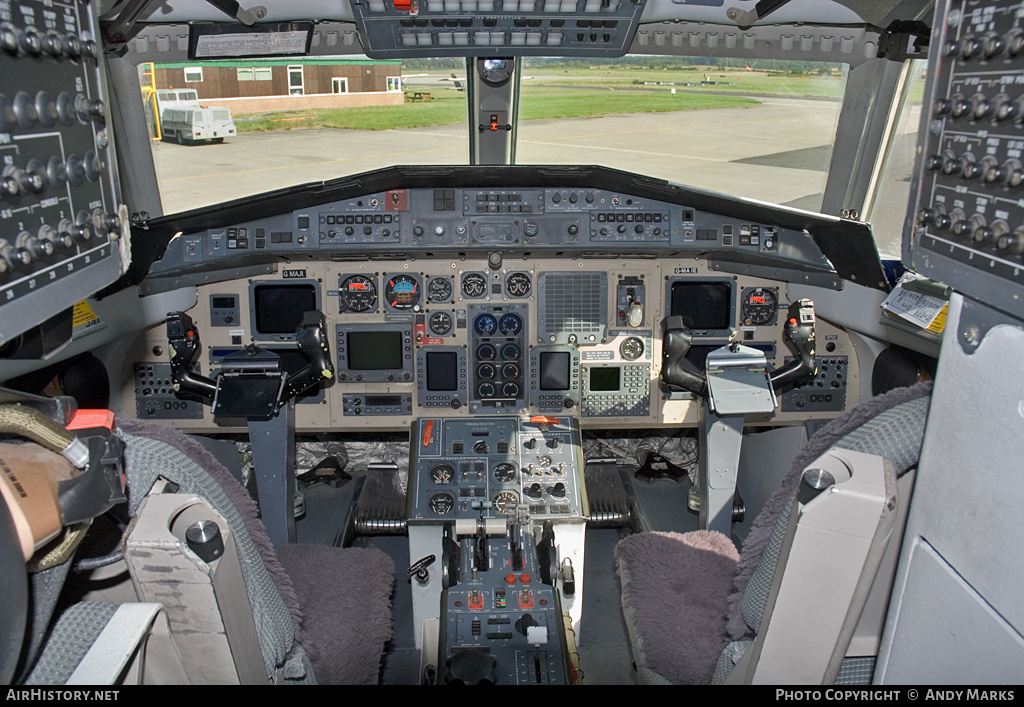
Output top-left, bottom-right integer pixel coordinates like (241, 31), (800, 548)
(410, 415), (584, 685)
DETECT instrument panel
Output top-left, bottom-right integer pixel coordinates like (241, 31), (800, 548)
(125, 171), (871, 431)
(123, 257), (859, 432)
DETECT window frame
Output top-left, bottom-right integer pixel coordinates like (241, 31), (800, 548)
(288, 65), (304, 96)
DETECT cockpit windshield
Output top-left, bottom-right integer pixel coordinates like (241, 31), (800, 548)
(142, 55), (846, 215)
(516, 57), (846, 211)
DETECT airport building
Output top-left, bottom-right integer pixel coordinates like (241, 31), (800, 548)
(152, 58), (405, 114)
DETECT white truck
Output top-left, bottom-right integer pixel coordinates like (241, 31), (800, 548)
(160, 106), (237, 145)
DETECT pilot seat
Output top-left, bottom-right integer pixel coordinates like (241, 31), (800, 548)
(18, 415), (395, 685)
(615, 382), (932, 684)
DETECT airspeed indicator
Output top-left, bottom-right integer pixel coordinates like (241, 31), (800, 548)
(339, 275), (377, 313)
(740, 288), (779, 327)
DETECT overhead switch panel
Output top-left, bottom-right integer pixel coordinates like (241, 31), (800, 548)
(350, 0), (647, 58)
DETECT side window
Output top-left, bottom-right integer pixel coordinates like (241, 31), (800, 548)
(184, 67), (203, 83)
(863, 59), (927, 260)
(288, 65), (304, 95)
(386, 76), (401, 92)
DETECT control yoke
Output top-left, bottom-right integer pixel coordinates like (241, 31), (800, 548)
(661, 298), (817, 534)
(660, 298), (817, 397)
(166, 310), (334, 417)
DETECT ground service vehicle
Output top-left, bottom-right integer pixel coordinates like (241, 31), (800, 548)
(160, 106), (237, 144)
(0, 0), (1020, 687)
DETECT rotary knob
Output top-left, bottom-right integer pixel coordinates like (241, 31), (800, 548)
(997, 227), (1024, 255)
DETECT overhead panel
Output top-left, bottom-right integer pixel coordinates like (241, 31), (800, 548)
(0, 0), (126, 346)
(350, 0), (648, 58)
(906, 0), (1024, 319)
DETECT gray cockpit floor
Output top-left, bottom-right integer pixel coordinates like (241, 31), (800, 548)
(294, 469), (703, 685)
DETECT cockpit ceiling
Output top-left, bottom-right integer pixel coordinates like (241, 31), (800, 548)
(103, 0), (920, 28)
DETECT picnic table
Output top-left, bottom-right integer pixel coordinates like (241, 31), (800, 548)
(405, 91), (434, 102)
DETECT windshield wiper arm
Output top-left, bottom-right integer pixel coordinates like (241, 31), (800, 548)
(204, 0), (267, 26)
(730, 0), (794, 29)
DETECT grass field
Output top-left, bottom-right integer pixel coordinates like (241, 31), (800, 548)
(524, 66), (846, 98)
(234, 67), (841, 133)
(235, 86), (758, 132)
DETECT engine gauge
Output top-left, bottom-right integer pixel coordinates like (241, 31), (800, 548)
(505, 272), (532, 298)
(498, 312), (523, 336)
(741, 288), (779, 326)
(478, 382), (496, 398)
(474, 313), (498, 335)
(493, 490), (519, 514)
(500, 343), (521, 361)
(462, 272), (487, 298)
(384, 274), (421, 311)
(339, 275), (377, 313)
(429, 493), (455, 515)
(428, 311), (453, 336)
(476, 343), (497, 361)
(493, 462), (517, 482)
(430, 463), (455, 484)
(427, 276), (454, 303)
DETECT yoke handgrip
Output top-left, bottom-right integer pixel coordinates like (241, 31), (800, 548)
(282, 311), (335, 401)
(166, 311), (217, 404)
(660, 315), (709, 398)
(769, 299), (817, 390)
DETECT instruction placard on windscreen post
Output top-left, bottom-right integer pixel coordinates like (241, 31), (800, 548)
(880, 287), (948, 340)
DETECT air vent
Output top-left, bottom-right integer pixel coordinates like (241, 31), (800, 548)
(537, 272), (607, 345)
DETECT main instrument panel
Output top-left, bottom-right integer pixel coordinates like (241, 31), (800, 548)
(124, 170), (865, 431)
